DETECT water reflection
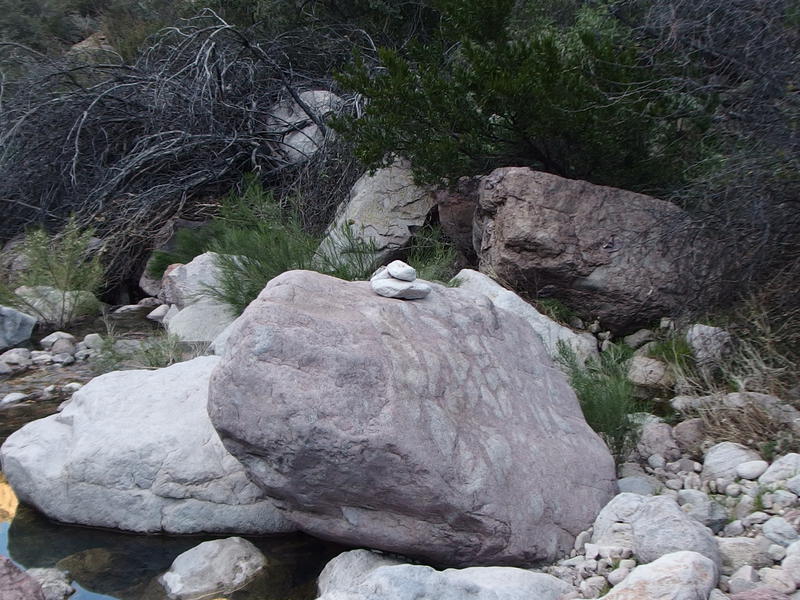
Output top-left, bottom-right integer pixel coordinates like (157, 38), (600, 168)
(2, 503), (341, 600)
(0, 475), (18, 522)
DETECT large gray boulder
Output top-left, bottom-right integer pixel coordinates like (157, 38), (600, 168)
(454, 269), (598, 365)
(316, 563), (571, 600)
(1, 356), (292, 534)
(208, 270), (616, 566)
(316, 160), (437, 269)
(473, 168), (719, 333)
(0, 305), (36, 351)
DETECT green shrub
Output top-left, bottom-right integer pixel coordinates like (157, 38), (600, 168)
(405, 225), (457, 283)
(558, 341), (641, 463)
(535, 298), (574, 324)
(335, 0), (709, 191)
(0, 217), (103, 327)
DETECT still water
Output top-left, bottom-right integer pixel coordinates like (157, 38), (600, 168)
(0, 482), (343, 600)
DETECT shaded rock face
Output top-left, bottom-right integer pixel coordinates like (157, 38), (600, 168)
(1, 357), (293, 535)
(434, 176), (481, 261)
(0, 306), (36, 351)
(208, 270), (616, 567)
(316, 160), (437, 268)
(473, 168), (718, 333)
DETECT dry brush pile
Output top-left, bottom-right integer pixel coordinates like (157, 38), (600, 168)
(0, 11), (366, 287)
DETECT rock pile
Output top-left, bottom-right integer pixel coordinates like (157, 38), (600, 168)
(370, 260), (432, 299)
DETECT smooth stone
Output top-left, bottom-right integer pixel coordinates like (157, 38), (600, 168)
(370, 277), (432, 299)
(40, 331), (75, 349)
(738, 461), (770, 480)
(159, 537), (266, 600)
(386, 260), (417, 281)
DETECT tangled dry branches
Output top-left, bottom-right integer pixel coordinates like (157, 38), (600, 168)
(0, 10), (366, 287)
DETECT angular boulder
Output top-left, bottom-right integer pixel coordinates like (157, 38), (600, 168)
(161, 252), (222, 309)
(473, 168), (719, 333)
(316, 160), (436, 269)
(0, 305), (36, 351)
(208, 270), (616, 566)
(1, 356), (292, 534)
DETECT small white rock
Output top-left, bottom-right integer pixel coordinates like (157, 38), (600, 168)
(386, 260), (417, 281)
(1, 392), (27, 405)
(758, 566), (797, 594)
(763, 516), (799, 547)
(769, 544), (788, 562)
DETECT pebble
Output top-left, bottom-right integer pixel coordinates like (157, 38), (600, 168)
(371, 278), (432, 300)
(665, 478), (683, 490)
(768, 545), (787, 562)
(51, 353), (75, 365)
(63, 382), (82, 393)
(618, 559), (636, 570)
(607, 567), (630, 586)
(31, 352), (53, 365)
(727, 484), (743, 497)
(745, 512), (772, 526)
(1, 392), (27, 406)
(763, 516), (799, 547)
(580, 575), (607, 598)
(725, 520), (746, 537)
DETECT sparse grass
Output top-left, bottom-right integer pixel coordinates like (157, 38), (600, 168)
(535, 298), (575, 324)
(558, 341), (641, 463)
(405, 225), (457, 283)
(697, 402), (799, 458)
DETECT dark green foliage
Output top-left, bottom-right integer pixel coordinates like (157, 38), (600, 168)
(335, 0), (709, 191)
(558, 342), (641, 463)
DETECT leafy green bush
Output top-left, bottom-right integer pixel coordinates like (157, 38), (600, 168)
(335, 0), (709, 191)
(558, 341), (641, 462)
(0, 217), (103, 327)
